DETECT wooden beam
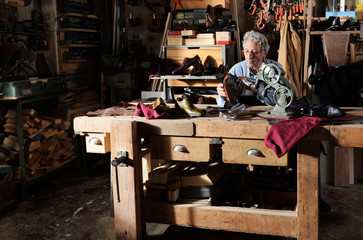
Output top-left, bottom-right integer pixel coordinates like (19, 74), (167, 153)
(297, 141), (319, 240)
(143, 199), (297, 237)
(111, 121), (143, 240)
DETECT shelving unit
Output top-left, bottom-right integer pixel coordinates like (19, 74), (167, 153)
(152, 0), (239, 101)
(56, 1), (101, 90)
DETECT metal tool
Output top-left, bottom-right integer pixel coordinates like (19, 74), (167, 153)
(256, 62), (296, 118)
(219, 103), (250, 120)
(111, 151), (132, 203)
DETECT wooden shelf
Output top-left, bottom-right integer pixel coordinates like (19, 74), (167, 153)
(62, 59), (96, 63)
(60, 44), (98, 48)
(60, 12), (98, 19)
(310, 30), (360, 35)
(59, 28), (99, 33)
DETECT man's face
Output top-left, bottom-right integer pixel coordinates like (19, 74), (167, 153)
(244, 39), (267, 71)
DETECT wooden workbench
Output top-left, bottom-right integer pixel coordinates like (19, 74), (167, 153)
(73, 106), (363, 240)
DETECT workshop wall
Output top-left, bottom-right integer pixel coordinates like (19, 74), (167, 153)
(0, 0), (58, 76)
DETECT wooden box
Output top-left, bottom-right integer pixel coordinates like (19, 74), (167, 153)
(167, 36), (184, 46)
(184, 38), (215, 46)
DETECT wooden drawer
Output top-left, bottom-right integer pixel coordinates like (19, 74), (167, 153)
(222, 139), (288, 166)
(85, 133), (110, 153)
(150, 136), (221, 162)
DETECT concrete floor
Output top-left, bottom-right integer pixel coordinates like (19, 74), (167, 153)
(0, 159), (362, 240)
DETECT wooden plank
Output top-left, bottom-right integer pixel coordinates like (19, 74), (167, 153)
(167, 79), (221, 88)
(334, 147), (355, 186)
(297, 141), (319, 240)
(111, 121), (143, 240)
(143, 199), (297, 237)
(195, 121), (270, 139)
(330, 124), (363, 147)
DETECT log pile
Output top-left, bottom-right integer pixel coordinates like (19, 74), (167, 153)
(0, 108), (77, 181)
(57, 88), (101, 121)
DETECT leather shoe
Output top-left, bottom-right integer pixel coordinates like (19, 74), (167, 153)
(189, 61), (204, 76)
(301, 103), (346, 118)
(223, 74), (238, 104)
(172, 55), (201, 75)
(176, 97), (203, 117)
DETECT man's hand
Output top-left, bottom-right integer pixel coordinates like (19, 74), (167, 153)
(236, 77), (258, 94)
(217, 83), (226, 98)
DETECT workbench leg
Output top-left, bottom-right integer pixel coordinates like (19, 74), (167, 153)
(297, 141), (319, 240)
(110, 121), (143, 240)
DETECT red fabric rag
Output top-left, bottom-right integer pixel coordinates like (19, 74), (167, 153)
(134, 102), (167, 119)
(264, 116), (351, 158)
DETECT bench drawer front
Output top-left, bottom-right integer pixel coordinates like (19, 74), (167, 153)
(223, 139), (288, 166)
(85, 133), (110, 153)
(150, 136), (220, 162)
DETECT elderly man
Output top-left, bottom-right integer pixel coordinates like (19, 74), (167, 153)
(216, 30), (283, 107)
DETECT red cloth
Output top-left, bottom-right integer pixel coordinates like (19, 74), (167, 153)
(264, 116), (351, 158)
(134, 102), (184, 119)
(134, 102), (167, 119)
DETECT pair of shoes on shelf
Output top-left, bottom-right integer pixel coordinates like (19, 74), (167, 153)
(172, 55), (204, 76)
(176, 97), (204, 117)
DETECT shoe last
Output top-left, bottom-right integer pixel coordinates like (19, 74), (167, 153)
(176, 97), (203, 117)
(223, 74), (238, 104)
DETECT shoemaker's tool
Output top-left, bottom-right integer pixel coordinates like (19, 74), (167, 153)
(219, 103), (251, 120)
(256, 63), (296, 119)
(171, 0), (183, 11)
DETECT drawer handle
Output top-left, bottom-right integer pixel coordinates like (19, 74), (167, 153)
(173, 144), (189, 153)
(246, 148), (263, 157)
(89, 137), (103, 145)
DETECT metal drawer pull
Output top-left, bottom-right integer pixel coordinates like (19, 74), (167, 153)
(173, 144), (188, 153)
(246, 148), (263, 157)
(89, 137), (102, 145)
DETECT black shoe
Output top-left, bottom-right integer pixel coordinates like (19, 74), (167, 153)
(301, 103), (346, 118)
(319, 198), (332, 213)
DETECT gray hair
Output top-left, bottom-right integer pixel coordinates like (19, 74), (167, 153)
(242, 30), (270, 54)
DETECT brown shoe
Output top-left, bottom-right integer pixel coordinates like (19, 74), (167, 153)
(223, 74), (238, 103)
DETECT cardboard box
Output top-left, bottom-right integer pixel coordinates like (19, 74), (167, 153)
(168, 36), (184, 46)
(216, 31), (232, 42)
(181, 30), (197, 36)
(217, 41), (234, 45)
(197, 33), (215, 39)
(176, 0), (230, 9)
(185, 38), (215, 46)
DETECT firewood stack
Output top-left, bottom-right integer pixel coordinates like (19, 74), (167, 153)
(1, 108), (77, 181)
(57, 88), (101, 121)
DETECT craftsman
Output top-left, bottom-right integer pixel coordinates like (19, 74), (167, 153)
(216, 30), (283, 107)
